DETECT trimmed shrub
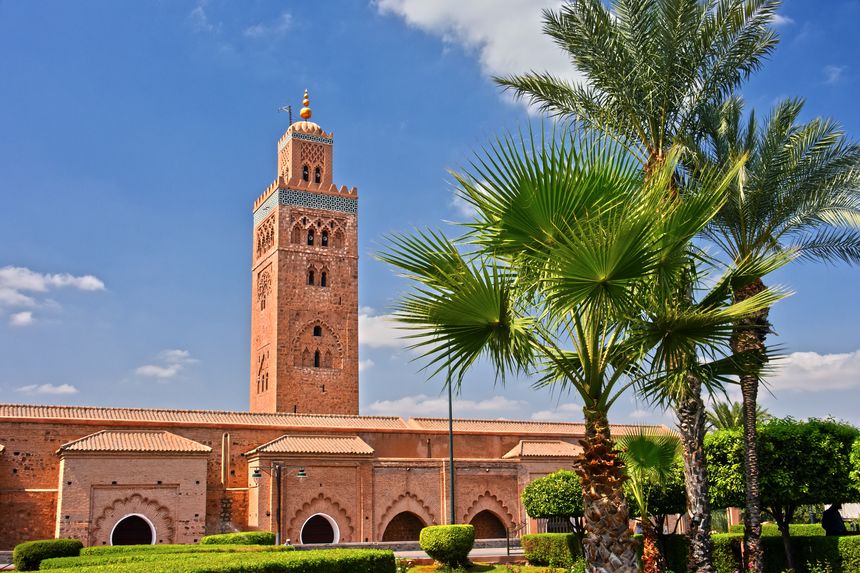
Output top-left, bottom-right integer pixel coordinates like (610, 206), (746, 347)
(728, 523), (826, 536)
(39, 548), (394, 573)
(200, 531), (276, 545)
(12, 539), (83, 571)
(43, 545), (292, 569)
(522, 533), (581, 567)
(419, 524), (474, 568)
(838, 535), (860, 573)
(711, 533), (743, 573)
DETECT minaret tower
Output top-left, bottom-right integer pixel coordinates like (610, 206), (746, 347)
(249, 91), (359, 415)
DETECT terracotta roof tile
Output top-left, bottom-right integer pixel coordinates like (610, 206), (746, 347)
(58, 430), (211, 454)
(407, 417), (671, 436)
(502, 440), (583, 459)
(0, 404), (407, 430)
(247, 435), (374, 456)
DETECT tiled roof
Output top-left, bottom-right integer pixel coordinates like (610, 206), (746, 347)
(247, 435), (374, 456)
(502, 440), (583, 459)
(0, 404), (407, 430)
(58, 430), (211, 454)
(407, 417), (671, 436)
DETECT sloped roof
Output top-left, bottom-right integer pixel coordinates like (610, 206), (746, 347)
(502, 439), (583, 459)
(58, 430), (211, 454)
(247, 434), (374, 456)
(408, 417), (672, 436)
(0, 404), (407, 431)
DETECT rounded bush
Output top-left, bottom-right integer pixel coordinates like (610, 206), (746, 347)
(199, 531), (276, 545)
(12, 539), (83, 571)
(419, 524), (474, 568)
(522, 533), (581, 567)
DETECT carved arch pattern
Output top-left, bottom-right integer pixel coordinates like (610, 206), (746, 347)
(256, 216), (275, 258)
(257, 267), (272, 311)
(91, 493), (174, 546)
(300, 142), (325, 167)
(377, 491), (436, 537)
(461, 490), (514, 529)
(292, 320), (344, 369)
(288, 493), (354, 542)
(289, 212), (347, 250)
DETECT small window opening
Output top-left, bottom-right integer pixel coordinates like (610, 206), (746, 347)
(313, 350), (321, 368)
(307, 229), (314, 245)
(307, 270), (315, 285)
(313, 325), (322, 337)
(320, 272), (327, 287)
(321, 230), (329, 247)
(302, 165), (309, 181)
(314, 166), (322, 183)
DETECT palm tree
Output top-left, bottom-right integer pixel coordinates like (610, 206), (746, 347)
(687, 96), (860, 571)
(496, 3), (782, 570)
(379, 128), (776, 573)
(706, 400), (770, 431)
(496, 0), (779, 175)
(617, 429), (682, 573)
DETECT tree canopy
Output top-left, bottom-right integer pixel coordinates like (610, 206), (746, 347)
(521, 470), (584, 519)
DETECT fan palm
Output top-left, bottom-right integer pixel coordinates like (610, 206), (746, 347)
(618, 429), (682, 573)
(706, 400), (770, 431)
(379, 128), (778, 573)
(687, 96), (860, 571)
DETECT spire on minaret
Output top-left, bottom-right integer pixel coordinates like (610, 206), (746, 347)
(299, 89), (312, 120)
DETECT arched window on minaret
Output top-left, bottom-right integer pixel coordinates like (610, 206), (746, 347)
(302, 165), (310, 182)
(323, 350), (333, 369)
(314, 166), (322, 183)
(313, 350), (321, 368)
(302, 348), (311, 367)
(321, 230), (329, 247)
(320, 272), (327, 287)
(291, 224), (302, 244)
(307, 229), (314, 245)
(333, 229), (344, 249)
(307, 269), (315, 285)
(313, 325), (322, 337)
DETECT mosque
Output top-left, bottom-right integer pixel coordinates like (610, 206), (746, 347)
(0, 92), (662, 549)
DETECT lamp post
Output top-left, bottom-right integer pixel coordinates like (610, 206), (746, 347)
(251, 464), (307, 545)
(447, 363), (455, 525)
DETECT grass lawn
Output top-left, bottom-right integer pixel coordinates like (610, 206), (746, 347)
(409, 563), (562, 573)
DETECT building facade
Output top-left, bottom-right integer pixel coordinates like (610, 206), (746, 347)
(0, 94), (665, 550)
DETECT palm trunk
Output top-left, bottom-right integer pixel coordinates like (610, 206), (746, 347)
(731, 279), (770, 573)
(641, 518), (667, 573)
(576, 407), (638, 573)
(677, 374), (715, 573)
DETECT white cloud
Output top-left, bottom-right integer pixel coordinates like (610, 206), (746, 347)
(135, 349), (196, 380)
(366, 393), (526, 418)
(16, 383), (79, 395)
(359, 307), (406, 348)
(449, 192), (478, 218)
(530, 401), (582, 421)
(823, 65), (846, 85)
(359, 358), (376, 372)
(772, 13), (795, 27)
(244, 12), (292, 38)
(0, 266), (105, 311)
(768, 349), (860, 392)
(376, 0), (583, 99)
(189, 1), (219, 33)
(9, 311), (34, 327)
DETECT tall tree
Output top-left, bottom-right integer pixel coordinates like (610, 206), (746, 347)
(496, 2), (781, 570)
(706, 400), (770, 431)
(617, 429), (682, 573)
(379, 128), (777, 573)
(688, 96), (860, 571)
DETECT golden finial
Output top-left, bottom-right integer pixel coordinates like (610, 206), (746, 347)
(299, 89), (312, 120)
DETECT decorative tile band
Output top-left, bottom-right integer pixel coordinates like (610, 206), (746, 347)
(254, 188), (357, 224)
(278, 132), (333, 150)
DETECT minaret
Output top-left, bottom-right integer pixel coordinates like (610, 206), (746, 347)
(249, 91), (359, 415)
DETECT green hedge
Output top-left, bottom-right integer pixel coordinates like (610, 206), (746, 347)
(40, 548), (395, 573)
(632, 533), (695, 573)
(199, 531), (276, 545)
(728, 523), (826, 536)
(521, 533), (582, 567)
(418, 525), (474, 568)
(43, 545), (292, 569)
(12, 539), (83, 571)
(712, 533), (744, 573)
(80, 544), (290, 556)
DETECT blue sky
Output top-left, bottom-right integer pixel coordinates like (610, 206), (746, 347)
(1, 0), (858, 426)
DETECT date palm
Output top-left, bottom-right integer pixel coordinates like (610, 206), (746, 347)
(706, 400), (770, 431)
(687, 96), (860, 571)
(618, 429), (682, 573)
(379, 128), (775, 573)
(496, 2), (781, 570)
